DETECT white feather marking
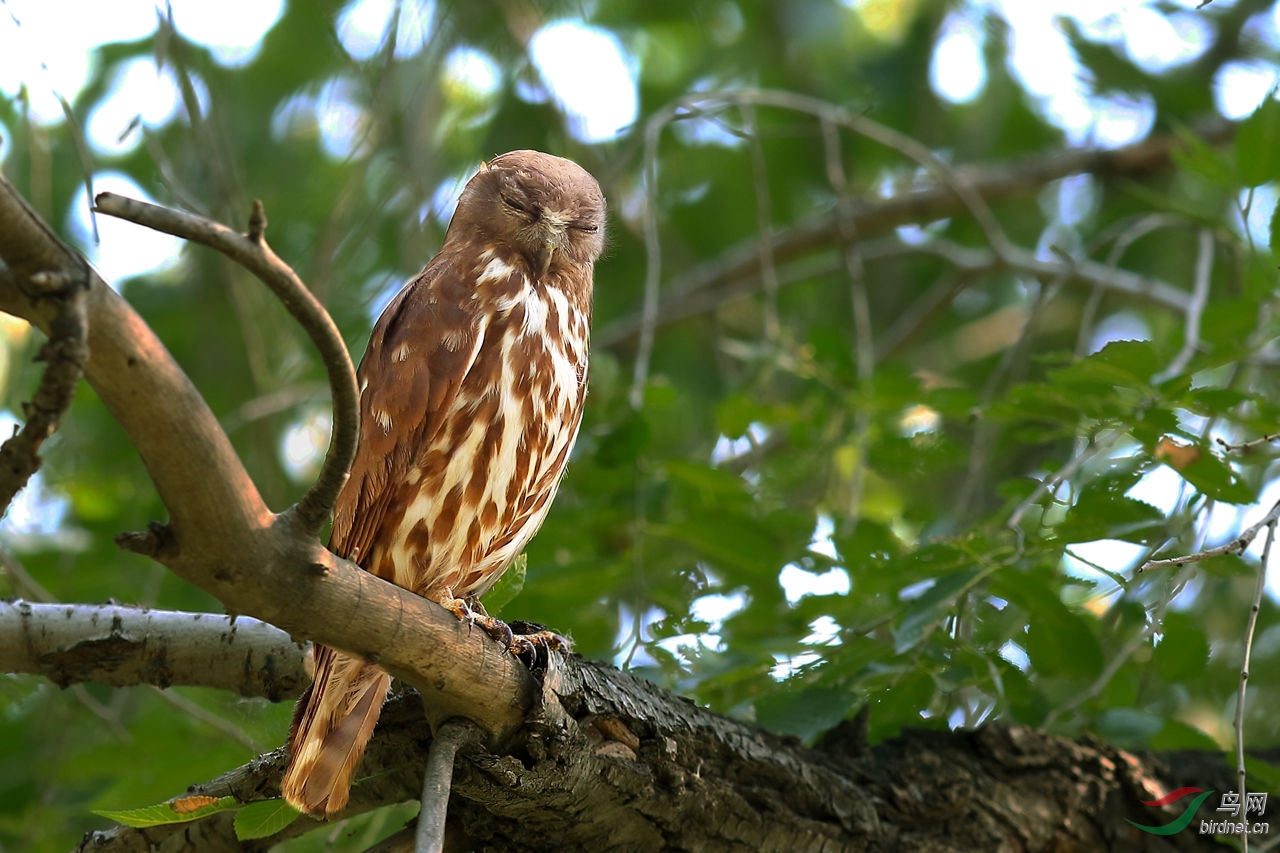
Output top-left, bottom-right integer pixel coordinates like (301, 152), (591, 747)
(440, 327), (469, 352)
(393, 342), (411, 362)
(372, 407), (393, 432)
(522, 290), (549, 337)
(479, 256), (517, 284)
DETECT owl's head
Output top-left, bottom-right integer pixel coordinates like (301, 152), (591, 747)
(449, 150), (606, 277)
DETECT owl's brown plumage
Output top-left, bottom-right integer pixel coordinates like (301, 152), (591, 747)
(282, 150), (605, 817)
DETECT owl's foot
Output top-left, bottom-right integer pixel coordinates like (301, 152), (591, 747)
(507, 620), (572, 669)
(442, 599), (569, 667)
(442, 597), (505, 641)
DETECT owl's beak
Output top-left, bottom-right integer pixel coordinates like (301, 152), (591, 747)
(536, 240), (555, 278)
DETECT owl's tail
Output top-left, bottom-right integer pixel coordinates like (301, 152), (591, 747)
(282, 646), (392, 816)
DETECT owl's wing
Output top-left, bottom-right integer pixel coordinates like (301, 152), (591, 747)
(329, 252), (488, 575)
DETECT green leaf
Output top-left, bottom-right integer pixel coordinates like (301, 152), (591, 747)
(1153, 613), (1209, 682)
(1172, 124), (1238, 189)
(93, 796), (238, 828)
(595, 410), (650, 467)
(1167, 449), (1255, 505)
(1148, 719), (1220, 752)
(1058, 491), (1165, 543)
(1096, 708), (1163, 748)
(894, 568), (984, 653)
(233, 799), (303, 841)
(1000, 661), (1050, 726)
(1271, 199), (1280, 265)
(482, 552), (526, 615)
(753, 684), (854, 741)
(1047, 341), (1159, 396)
(1247, 758), (1280, 791)
(1236, 95), (1280, 186)
(991, 570), (1103, 679)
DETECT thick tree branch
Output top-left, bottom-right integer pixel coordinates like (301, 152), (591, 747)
(0, 601), (307, 699)
(78, 658), (1264, 852)
(0, 172), (272, 553)
(91, 192), (359, 535)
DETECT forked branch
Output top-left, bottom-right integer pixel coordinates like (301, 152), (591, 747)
(92, 192), (359, 534)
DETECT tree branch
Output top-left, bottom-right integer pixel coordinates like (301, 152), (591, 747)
(91, 192), (359, 535)
(0, 173), (272, 555)
(77, 657), (1266, 852)
(598, 118), (1228, 349)
(415, 717), (482, 853)
(1140, 495), (1280, 571)
(601, 232), (1191, 349)
(0, 601), (307, 699)
(0, 265), (89, 517)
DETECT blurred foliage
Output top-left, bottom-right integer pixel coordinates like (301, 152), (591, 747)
(2, 0), (1280, 850)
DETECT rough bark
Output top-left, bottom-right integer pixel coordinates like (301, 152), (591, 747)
(78, 655), (1257, 852)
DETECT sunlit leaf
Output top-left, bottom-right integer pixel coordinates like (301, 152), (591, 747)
(93, 796), (238, 828)
(233, 799), (303, 841)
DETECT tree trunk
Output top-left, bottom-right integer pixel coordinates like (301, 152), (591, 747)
(79, 654), (1252, 852)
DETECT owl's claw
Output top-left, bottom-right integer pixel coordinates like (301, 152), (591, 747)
(442, 599), (569, 668)
(507, 623), (571, 669)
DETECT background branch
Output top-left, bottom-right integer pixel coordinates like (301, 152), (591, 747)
(0, 266), (88, 517)
(598, 121), (1223, 348)
(0, 601), (307, 699)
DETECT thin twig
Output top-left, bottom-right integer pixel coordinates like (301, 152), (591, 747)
(819, 114), (874, 524)
(630, 104), (669, 409)
(1234, 518), (1272, 852)
(953, 278), (1064, 518)
(691, 89), (1016, 256)
(0, 267), (89, 518)
(873, 270), (969, 363)
(0, 541), (54, 601)
(92, 193), (359, 534)
(1217, 434), (1280, 453)
(598, 233), (1191, 348)
(1006, 430), (1124, 531)
(626, 85), (1018, 405)
(149, 687), (262, 752)
(222, 382), (331, 432)
(1152, 228), (1213, 383)
(1076, 213), (1192, 356)
(1140, 497), (1280, 571)
(415, 717), (480, 853)
(600, 114), (1219, 352)
(740, 103), (780, 341)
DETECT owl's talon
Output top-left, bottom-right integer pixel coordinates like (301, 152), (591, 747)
(443, 598), (473, 621)
(473, 613), (516, 649)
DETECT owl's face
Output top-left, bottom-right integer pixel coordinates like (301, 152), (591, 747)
(451, 150), (606, 276)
